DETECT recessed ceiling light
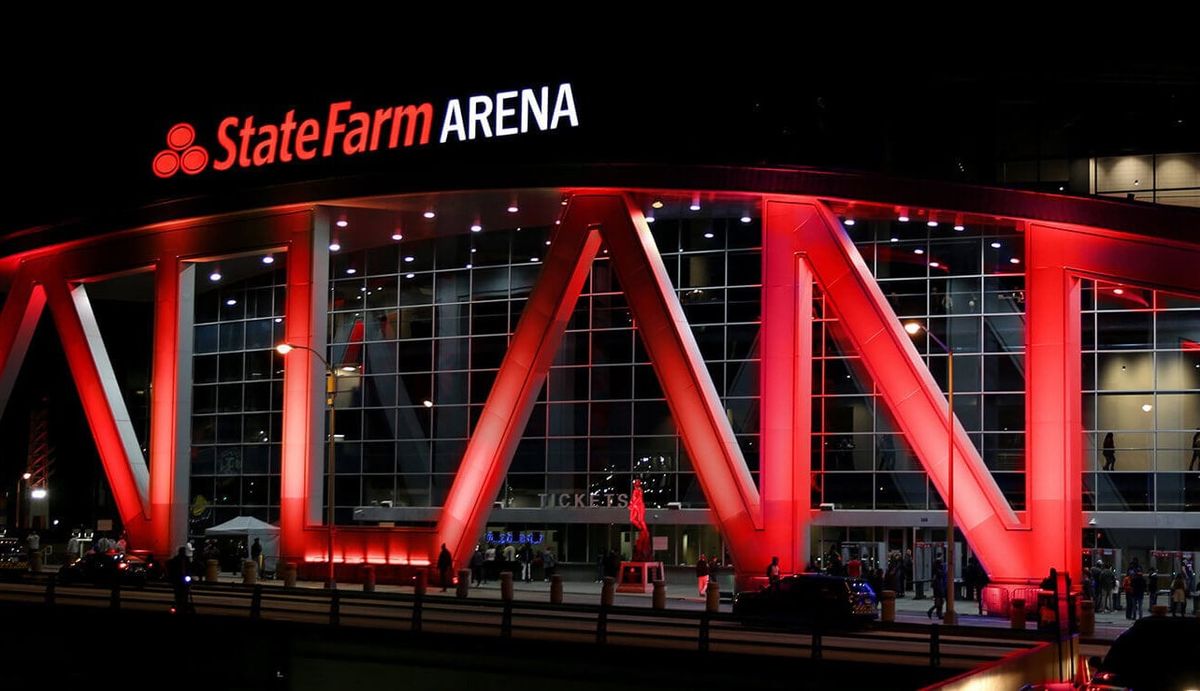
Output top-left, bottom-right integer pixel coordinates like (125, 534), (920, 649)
(954, 225), (965, 231)
(545, 240), (552, 246)
(689, 203), (701, 211)
(392, 233), (403, 241)
(898, 215), (910, 223)
(274, 318), (282, 323)
(405, 273), (415, 279)
(651, 200), (664, 209)
(741, 216), (753, 224)
(423, 211), (436, 219)
(1142, 403), (1153, 412)
(1009, 257), (1021, 264)
(645, 215), (655, 223)
(466, 263), (473, 269)
(329, 242), (341, 252)
(262, 255), (275, 264)
(990, 242), (1002, 249)
(843, 218), (854, 226)
(423, 399), (434, 408)
(704, 232), (715, 239)
(470, 224), (482, 232)
(209, 272), (222, 282)
(335, 219), (348, 228)
(914, 248), (925, 255)
(404, 256), (415, 263)
(890, 237), (898, 242)
(530, 257), (539, 262)
(929, 261), (940, 268)
(1113, 288), (1125, 295)
(927, 221), (939, 228)
(346, 268), (357, 275)
(470, 248), (477, 253)
(225, 299), (237, 306)
(506, 205), (519, 213)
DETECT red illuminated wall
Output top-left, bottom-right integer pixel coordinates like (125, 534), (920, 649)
(4, 182), (1199, 589)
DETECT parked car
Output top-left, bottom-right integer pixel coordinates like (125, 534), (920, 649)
(57, 551), (161, 587)
(733, 573), (877, 629)
(1083, 616), (1200, 690)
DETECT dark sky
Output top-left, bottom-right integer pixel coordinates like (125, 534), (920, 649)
(2, 41), (1197, 233)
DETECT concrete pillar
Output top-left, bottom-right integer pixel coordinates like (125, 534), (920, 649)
(362, 565), (375, 592)
(205, 559), (219, 583)
(1079, 599), (1095, 637)
(601, 576), (615, 607)
(501, 572), (514, 601)
(282, 562), (297, 587)
(550, 574), (563, 604)
(241, 560), (258, 585)
(652, 580), (666, 610)
(706, 579), (720, 613)
(1011, 598), (1026, 630)
(881, 590), (896, 623)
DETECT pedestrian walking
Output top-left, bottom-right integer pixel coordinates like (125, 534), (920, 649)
(469, 545), (485, 586)
(437, 543), (453, 591)
(766, 556), (781, 589)
(927, 560), (946, 620)
(1171, 574), (1187, 616)
(696, 554), (710, 596)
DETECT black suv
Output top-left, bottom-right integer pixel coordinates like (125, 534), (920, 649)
(733, 573), (878, 629)
(1084, 616), (1200, 689)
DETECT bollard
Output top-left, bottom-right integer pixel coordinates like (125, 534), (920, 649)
(205, 559), (220, 583)
(282, 562), (298, 588)
(1151, 604), (1169, 617)
(362, 565), (376, 593)
(242, 559), (258, 586)
(455, 568), (469, 598)
(550, 574), (563, 605)
(705, 579), (720, 613)
(1011, 598), (1026, 630)
(601, 576), (615, 608)
(30, 551), (43, 574)
(500, 572), (514, 601)
(1079, 598), (1095, 637)
(414, 569), (428, 597)
(652, 580), (667, 610)
(881, 590), (896, 623)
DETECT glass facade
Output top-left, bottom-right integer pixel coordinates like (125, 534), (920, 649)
(1083, 279), (1200, 512)
(815, 209), (1027, 510)
(189, 255), (288, 531)
(323, 196), (762, 521)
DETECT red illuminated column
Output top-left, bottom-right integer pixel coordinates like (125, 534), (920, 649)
(40, 262), (151, 541)
(279, 210), (328, 562)
(147, 258), (194, 557)
(1023, 227), (1088, 589)
(761, 199), (815, 575)
(437, 202), (602, 566)
(599, 196), (764, 570)
(0, 269), (45, 421)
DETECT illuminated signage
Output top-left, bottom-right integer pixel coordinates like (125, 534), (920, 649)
(538, 492), (630, 508)
(153, 83), (579, 178)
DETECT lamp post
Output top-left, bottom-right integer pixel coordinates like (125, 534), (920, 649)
(277, 343), (339, 589)
(15, 472), (30, 530)
(905, 321), (957, 625)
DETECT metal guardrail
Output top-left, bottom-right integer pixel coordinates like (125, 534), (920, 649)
(0, 574), (1049, 669)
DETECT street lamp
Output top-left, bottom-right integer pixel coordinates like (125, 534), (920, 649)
(15, 472), (31, 530)
(276, 342), (339, 588)
(905, 320), (958, 625)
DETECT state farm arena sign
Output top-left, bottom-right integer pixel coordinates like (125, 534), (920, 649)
(152, 83), (579, 178)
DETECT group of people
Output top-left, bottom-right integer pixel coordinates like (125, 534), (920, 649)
(463, 542), (558, 589)
(694, 554), (728, 595)
(1087, 558), (1195, 618)
(1102, 429), (1200, 471)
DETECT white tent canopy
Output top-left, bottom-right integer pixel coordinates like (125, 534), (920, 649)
(204, 516), (280, 572)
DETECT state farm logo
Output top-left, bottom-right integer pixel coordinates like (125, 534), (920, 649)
(152, 83), (579, 179)
(152, 123), (210, 178)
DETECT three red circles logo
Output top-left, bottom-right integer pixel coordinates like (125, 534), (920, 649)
(152, 124), (209, 178)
